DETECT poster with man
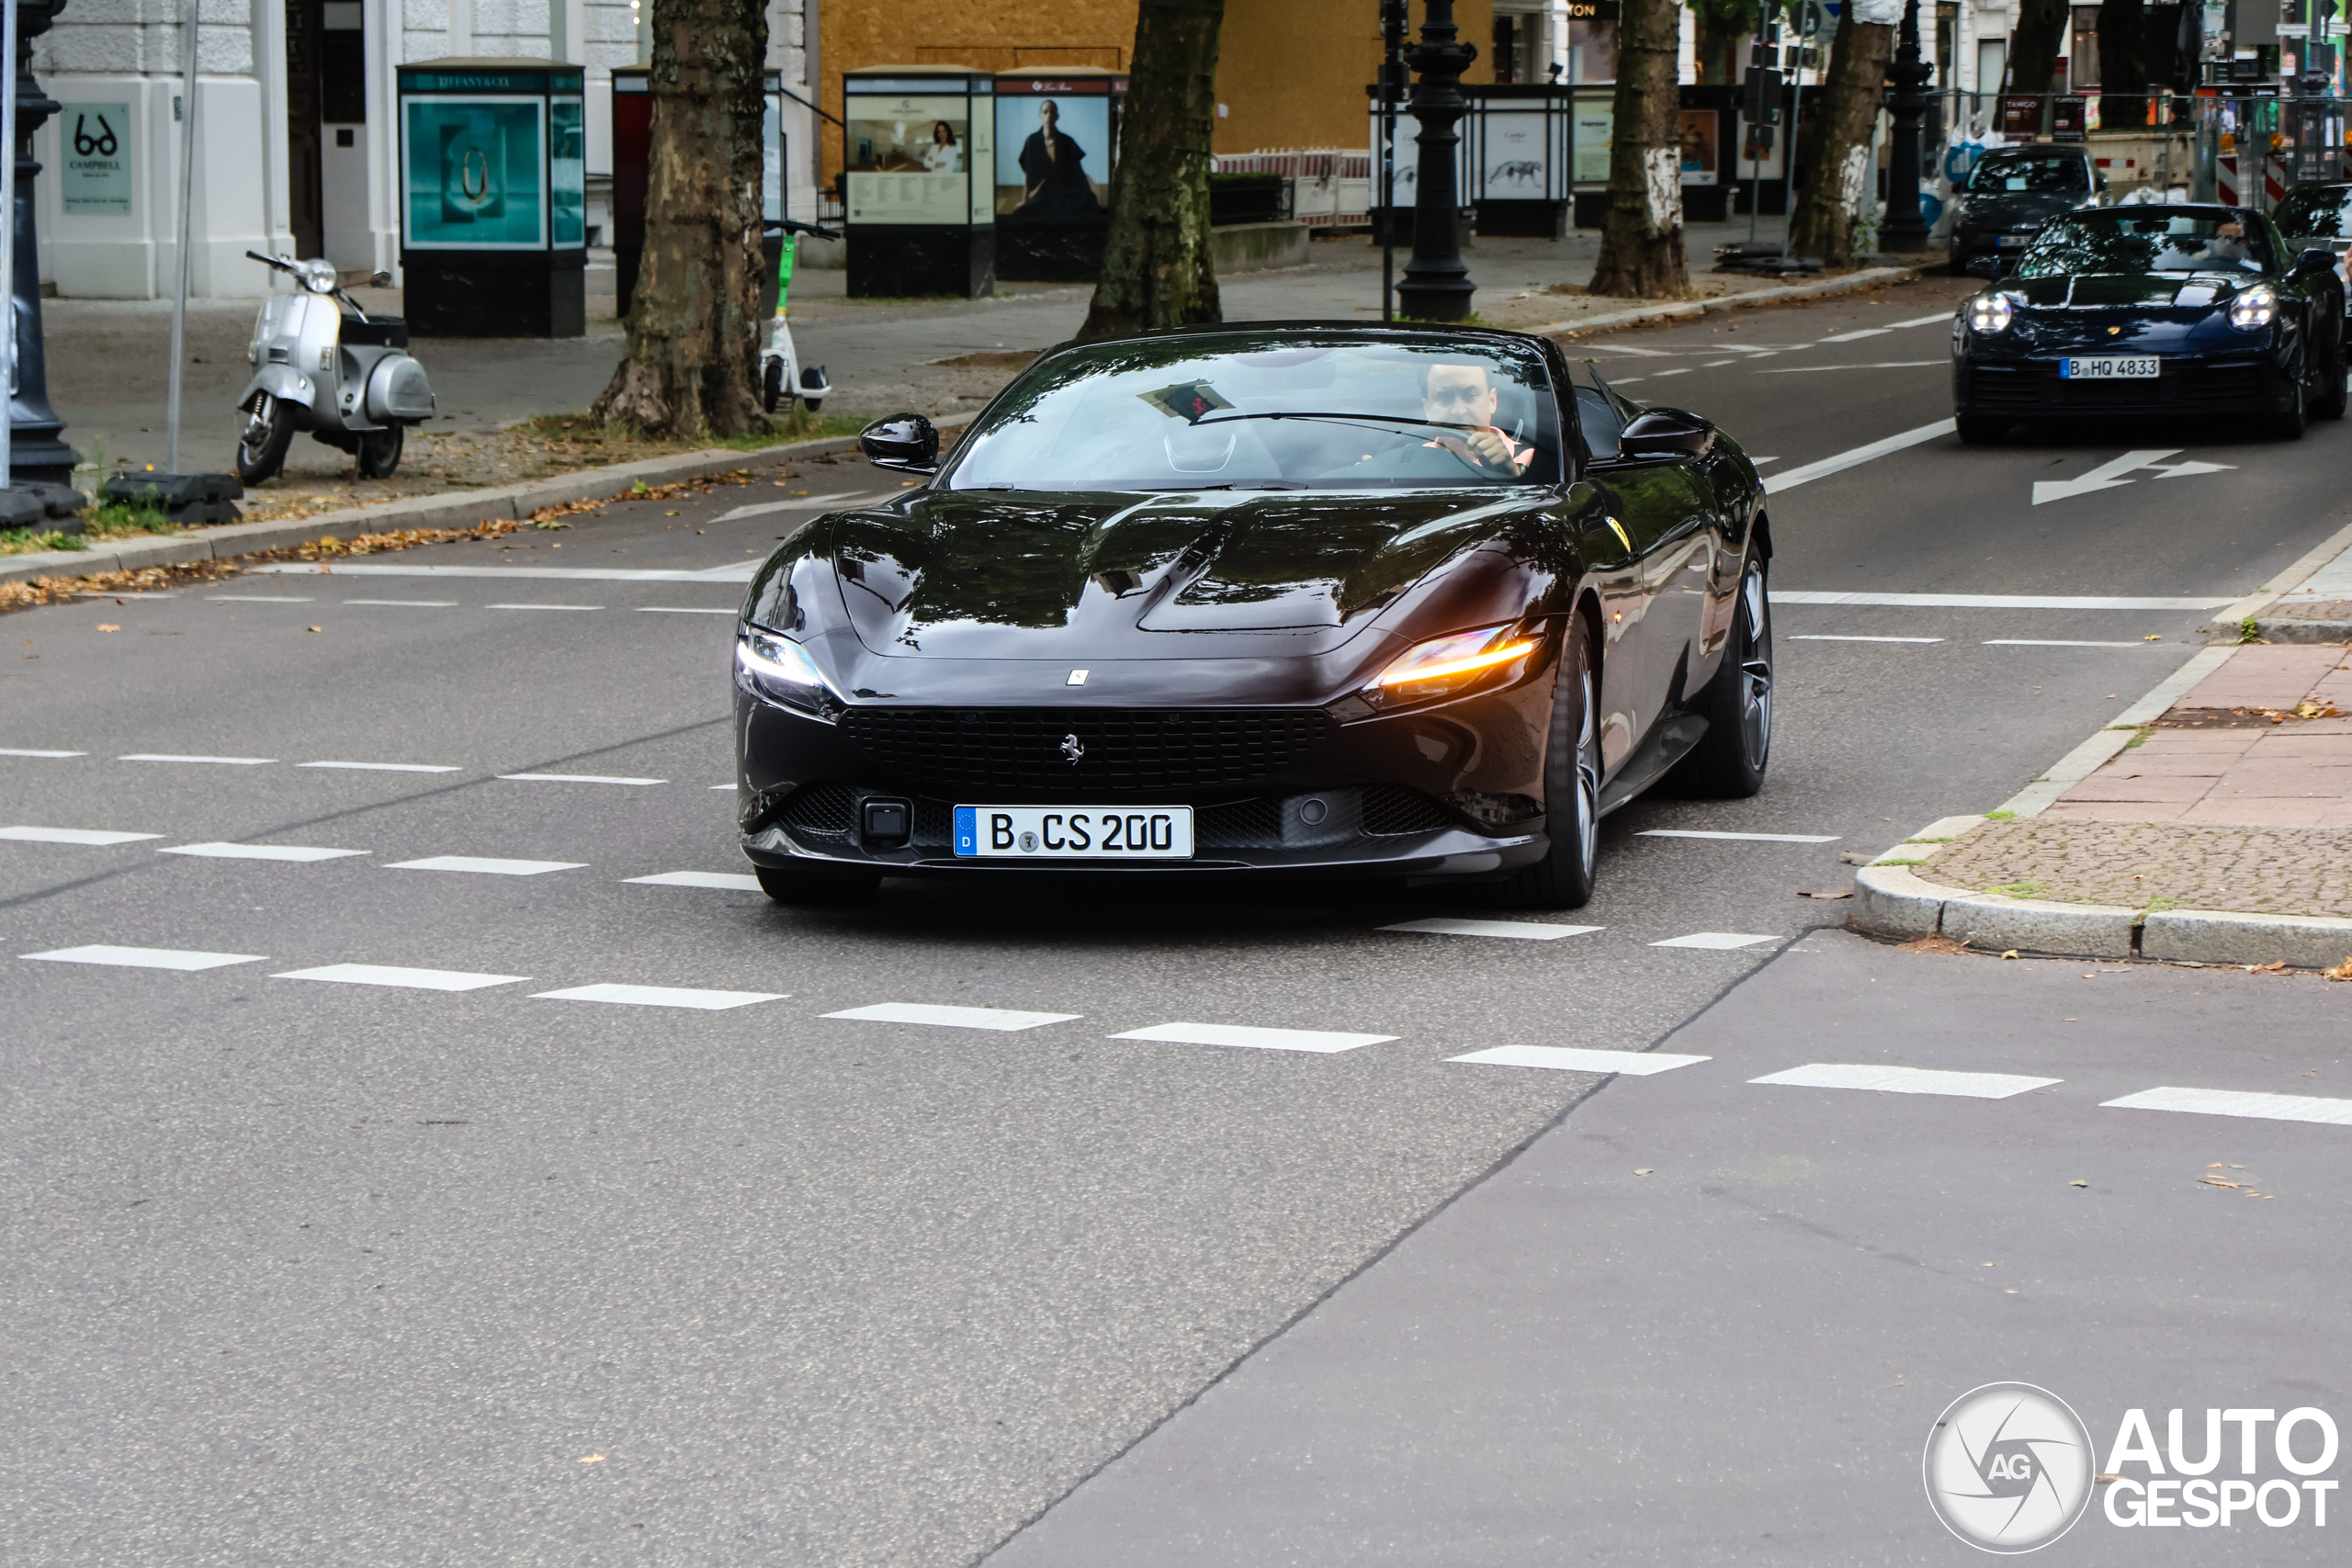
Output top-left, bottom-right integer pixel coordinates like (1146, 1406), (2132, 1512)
(994, 87), (1111, 223)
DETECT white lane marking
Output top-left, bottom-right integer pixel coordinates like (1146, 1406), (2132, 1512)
(72, 590), (175, 599)
(1450, 1044), (1713, 1075)
(532, 982), (786, 1010)
(1758, 360), (1944, 374)
(2101, 1086), (2352, 1126)
(1764, 419), (1954, 493)
(826, 1001), (1080, 1032)
(119, 753), (276, 765)
(1891, 311), (1958, 327)
(254, 563), (756, 583)
(1817, 327), (1890, 342)
(626, 871), (764, 890)
(1984, 638), (2150, 649)
(1, 825), (164, 844)
(1751, 1062), (2061, 1100)
(1380, 917), (1602, 940)
(1747, 456), (1781, 466)
(387, 855), (586, 875)
(1702, 358), (1737, 367)
(1651, 931), (1777, 950)
(1638, 829), (1839, 843)
(636, 606), (736, 615)
(2033, 449), (2235, 506)
(486, 603), (603, 612)
(1587, 344), (1676, 356)
(158, 842), (369, 862)
(710, 491), (894, 525)
(344, 598), (458, 607)
(273, 963), (527, 991)
(1791, 634), (1945, 643)
(1112, 1021), (1396, 1054)
(0, 748), (85, 758)
(708, 783), (734, 790)
(1611, 376), (1647, 383)
(497, 773), (667, 786)
(209, 594), (313, 603)
(23, 944), (264, 970)
(1774, 591), (2232, 610)
(1648, 367), (1692, 378)
(300, 760), (462, 773)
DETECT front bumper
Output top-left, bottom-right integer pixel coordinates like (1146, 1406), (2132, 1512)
(1952, 352), (2291, 416)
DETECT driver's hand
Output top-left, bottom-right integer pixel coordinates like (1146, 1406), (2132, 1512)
(1456, 425), (1518, 469)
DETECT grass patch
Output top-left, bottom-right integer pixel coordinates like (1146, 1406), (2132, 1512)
(1984, 879), (2050, 899)
(1872, 857), (1926, 866)
(2239, 615), (2262, 644)
(1984, 809), (2018, 821)
(0, 526), (89, 555)
(2121, 724), (2155, 750)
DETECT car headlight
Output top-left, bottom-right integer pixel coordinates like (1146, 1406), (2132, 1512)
(1967, 293), (2014, 334)
(1363, 624), (1540, 709)
(734, 626), (842, 718)
(2229, 284), (2278, 331)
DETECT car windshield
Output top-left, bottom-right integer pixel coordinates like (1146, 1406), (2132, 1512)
(2016, 211), (2276, 276)
(2273, 185), (2352, 240)
(1969, 152), (2088, 194)
(947, 333), (1562, 491)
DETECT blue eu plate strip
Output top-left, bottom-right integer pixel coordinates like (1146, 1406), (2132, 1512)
(954, 806), (977, 857)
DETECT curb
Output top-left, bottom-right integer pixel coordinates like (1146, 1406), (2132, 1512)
(2199, 513), (2352, 643)
(1538, 265), (1926, 340)
(0, 433), (860, 587)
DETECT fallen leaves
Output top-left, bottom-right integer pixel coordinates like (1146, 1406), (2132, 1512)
(1634, 1168), (1655, 1176)
(2070, 1179), (2089, 1188)
(2242, 961), (2287, 974)
(1838, 851), (1874, 866)
(1797, 888), (1851, 900)
(2002, 949), (2022, 960)
(1895, 933), (1973, 955)
(2324, 954), (2352, 981)
(95, 623), (119, 633)
(305, 625), (322, 634)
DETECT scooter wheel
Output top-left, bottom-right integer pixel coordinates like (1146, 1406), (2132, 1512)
(235, 394), (297, 486)
(356, 424), (405, 479)
(763, 357), (788, 414)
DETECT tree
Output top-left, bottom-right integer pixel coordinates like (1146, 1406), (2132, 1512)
(1786, 0), (1894, 266)
(1589, 0), (1690, 299)
(1077, 0), (1226, 340)
(2009, 0), (2073, 98)
(591, 0), (769, 437)
(2097, 0), (2150, 130)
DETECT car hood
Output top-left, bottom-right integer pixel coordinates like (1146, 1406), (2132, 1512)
(1958, 189), (2085, 226)
(2010, 271), (2256, 309)
(819, 487), (1547, 660)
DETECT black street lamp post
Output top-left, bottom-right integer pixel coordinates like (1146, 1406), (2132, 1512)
(1396, 0), (1476, 322)
(8, 0), (76, 484)
(1880, 0), (1935, 254)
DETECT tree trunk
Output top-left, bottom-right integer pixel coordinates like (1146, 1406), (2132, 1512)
(2010, 0), (2072, 96)
(2098, 0), (2149, 130)
(1077, 0), (1225, 341)
(1589, 0), (1689, 299)
(1786, 7), (1894, 267)
(590, 0), (769, 438)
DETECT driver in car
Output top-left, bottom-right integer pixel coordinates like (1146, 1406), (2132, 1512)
(1422, 362), (1535, 475)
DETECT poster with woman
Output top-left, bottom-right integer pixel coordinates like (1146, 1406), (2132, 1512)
(844, 96), (971, 225)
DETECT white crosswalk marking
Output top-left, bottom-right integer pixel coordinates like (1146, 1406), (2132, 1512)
(344, 599), (458, 607)
(2, 826), (163, 845)
(208, 595), (312, 604)
(119, 753), (275, 766)
(272, 964), (527, 991)
(497, 773), (667, 786)
(533, 983), (786, 1010)
(1789, 634), (1945, 643)
(300, 761), (461, 773)
(1652, 932), (1778, 950)
(0, 749), (85, 758)
(387, 855), (587, 875)
(625, 871), (764, 890)
(1112, 1021), (1396, 1054)
(636, 606), (736, 615)
(23, 944), (265, 971)
(2100, 1086), (2352, 1126)
(825, 1001), (1081, 1032)
(1380, 917), (1601, 940)
(486, 603), (602, 612)
(1750, 1063), (2059, 1100)
(1638, 830), (1840, 843)
(1773, 591), (2230, 610)
(1450, 1045), (1711, 1075)
(159, 843), (368, 862)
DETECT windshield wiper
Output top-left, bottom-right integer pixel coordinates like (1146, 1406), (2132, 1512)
(1136, 479), (1310, 491)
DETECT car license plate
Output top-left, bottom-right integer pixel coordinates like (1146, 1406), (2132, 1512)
(954, 805), (1194, 860)
(1994, 234), (2030, 247)
(2061, 356), (2160, 380)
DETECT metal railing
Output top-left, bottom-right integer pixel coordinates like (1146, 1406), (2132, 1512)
(1211, 150), (1374, 231)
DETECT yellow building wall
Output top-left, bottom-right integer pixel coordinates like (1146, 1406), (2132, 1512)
(819, 1), (1496, 180)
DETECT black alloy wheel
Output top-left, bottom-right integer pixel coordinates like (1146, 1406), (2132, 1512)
(356, 425), (404, 479)
(1509, 612), (1602, 910)
(754, 861), (879, 908)
(1667, 558), (1774, 798)
(2314, 336), (2350, 422)
(234, 394), (296, 485)
(2274, 367), (2308, 440)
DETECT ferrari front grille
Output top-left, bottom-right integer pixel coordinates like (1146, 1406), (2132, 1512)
(838, 707), (1338, 792)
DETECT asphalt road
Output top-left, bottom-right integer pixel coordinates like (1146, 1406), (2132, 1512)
(4, 279), (2346, 1565)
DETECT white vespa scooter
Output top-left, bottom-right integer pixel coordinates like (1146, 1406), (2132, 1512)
(234, 251), (437, 485)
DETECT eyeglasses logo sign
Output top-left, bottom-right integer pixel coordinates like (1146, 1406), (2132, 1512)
(1924, 1382), (2096, 1553)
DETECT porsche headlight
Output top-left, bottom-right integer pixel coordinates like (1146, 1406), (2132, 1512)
(1364, 624), (1540, 708)
(2228, 284), (2278, 331)
(1967, 293), (2014, 334)
(734, 626), (841, 718)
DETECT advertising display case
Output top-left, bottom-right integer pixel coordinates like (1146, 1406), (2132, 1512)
(993, 67), (1125, 281)
(610, 68), (788, 319)
(842, 66), (995, 299)
(1365, 83), (1475, 246)
(1467, 85), (1575, 236)
(396, 59), (586, 337)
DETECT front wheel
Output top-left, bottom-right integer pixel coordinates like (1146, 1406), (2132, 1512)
(1508, 614), (1601, 910)
(2313, 340), (2349, 422)
(2273, 372), (2308, 440)
(763, 357), (791, 415)
(234, 395), (296, 485)
(1665, 558), (1774, 798)
(356, 424), (404, 479)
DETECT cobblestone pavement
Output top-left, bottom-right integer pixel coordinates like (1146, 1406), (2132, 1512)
(1927, 818), (2352, 918)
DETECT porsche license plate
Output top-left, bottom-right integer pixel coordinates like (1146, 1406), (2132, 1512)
(2061, 356), (2160, 380)
(954, 806), (1194, 860)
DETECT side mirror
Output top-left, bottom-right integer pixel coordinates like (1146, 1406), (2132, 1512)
(1964, 254), (2003, 280)
(1618, 408), (1714, 459)
(859, 412), (938, 474)
(2095, 171), (2109, 191)
(2294, 247), (2337, 277)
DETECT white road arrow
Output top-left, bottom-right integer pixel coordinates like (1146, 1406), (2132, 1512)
(2031, 449), (2236, 505)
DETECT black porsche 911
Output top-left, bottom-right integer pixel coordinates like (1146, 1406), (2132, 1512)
(730, 324), (1773, 909)
(1951, 205), (2348, 441)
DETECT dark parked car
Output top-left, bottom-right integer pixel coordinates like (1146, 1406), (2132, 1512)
(1951, 205), (2348, 441)
(2271, 180), (2352, 317)
(730, 324), (1774, 909)
(1949, 145), (2104, 276)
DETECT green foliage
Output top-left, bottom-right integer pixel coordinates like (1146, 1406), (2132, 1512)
(1984, 809), (2018, 821)
(0, 526), (89, 554)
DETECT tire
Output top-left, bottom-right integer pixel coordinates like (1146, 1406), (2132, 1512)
(1953, 412), (2004, 445)
(356, 424), (404, 479)
(1665, 558), (1774, 798)
(2274, 370), (2308, 440)
(753, 861), (879, 908)
(763, 357), (789, 415)
(1507, 614), (1601, 910)
(234, 394), (296, 485)
(2314, 340), (2349, 422)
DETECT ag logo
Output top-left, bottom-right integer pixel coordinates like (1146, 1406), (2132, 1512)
(1924, 1382), (2095, 1553)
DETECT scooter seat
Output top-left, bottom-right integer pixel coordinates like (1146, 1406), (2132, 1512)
(343, 315), (410, 349)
